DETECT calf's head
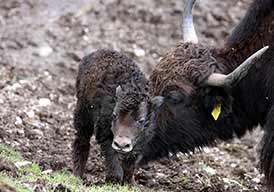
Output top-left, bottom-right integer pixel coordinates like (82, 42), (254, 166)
(111, 84), (155, 154)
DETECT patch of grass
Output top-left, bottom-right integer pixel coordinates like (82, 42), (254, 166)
(44, 169), (140, 192)
(0, 144), (141, 192)
(0, 144), (24, 163)
(48, 171), (140, 191)
(44, 169), (87, 192)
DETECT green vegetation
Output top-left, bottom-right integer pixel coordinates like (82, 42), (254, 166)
(0, 144), (24, 163)
(0, 144), (140, 192)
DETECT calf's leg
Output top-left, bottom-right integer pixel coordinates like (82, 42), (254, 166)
(122, 161), (136, 185)
(100, 140), (124, 184)
(72, 105), (93, 178)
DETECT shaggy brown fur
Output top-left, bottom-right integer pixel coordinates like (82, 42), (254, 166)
(72, 49), (148, 184)
(150, 43), (225, 96)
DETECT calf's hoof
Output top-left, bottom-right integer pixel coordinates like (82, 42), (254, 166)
(123, 177), (136, 186)
(105, 175), (123, 184)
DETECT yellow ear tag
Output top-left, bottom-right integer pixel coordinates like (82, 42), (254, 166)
(211, 103), (222, 121)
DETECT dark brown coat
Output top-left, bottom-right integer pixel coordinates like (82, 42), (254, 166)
(72, 49), (148, 184)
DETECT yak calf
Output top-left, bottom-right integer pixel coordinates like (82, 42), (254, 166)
(72, 49), (150, 184)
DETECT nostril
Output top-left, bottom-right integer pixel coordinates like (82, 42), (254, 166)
(113, 141), (121, 148)
(124, 144), (131, 149)
(112, 137), (133, 152)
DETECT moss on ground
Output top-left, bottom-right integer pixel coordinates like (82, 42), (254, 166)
(0, 144), (140, 192)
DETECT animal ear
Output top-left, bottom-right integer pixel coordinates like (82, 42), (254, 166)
(151, 96), (164, 109)
(201, 87), (233, 120)
(116, 85), (123, 96)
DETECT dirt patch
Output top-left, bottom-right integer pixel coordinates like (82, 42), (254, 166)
(0, 182), (16, 192)
(0, 158), (17, 178)
(0, 0), (267, 191)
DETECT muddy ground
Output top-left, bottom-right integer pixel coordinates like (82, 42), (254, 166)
(0, 0), (268, 191)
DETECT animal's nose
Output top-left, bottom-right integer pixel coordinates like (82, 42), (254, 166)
(112, 137), (133, 153)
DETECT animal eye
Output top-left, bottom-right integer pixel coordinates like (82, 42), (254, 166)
(138, 118), (146, 125)
(112, 113), (118, 121)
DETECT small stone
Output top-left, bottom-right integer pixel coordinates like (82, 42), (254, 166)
(26, 110), (35, 118)
(15, 116), (23, 126)
(158, 57), (163, 62)
(133, 44), (145, 57)
(155, 172), (165, 178)
(44, 71), (50, 76)
(36, 45), (53, 57)
(83, 35), (89, 41)
(223, 178), (230, 184)
(7, 83), (21, 91)
(29, 129), (44, 137)
(202, 165), (216, 176)
(15, 161), (31, 168)
(203, 147), (212, 153)
(74, 4), (94, 18)
(223, 178), (241, 186)
(67, 102), (74, 110)
(152, 53), (158, 58)
(38, 98), (51, 107)
(42, 169), (53, 174)
(83, 28), (89, 33)
(230, 163), (237, 168)
(18, 79), (28, 84)
(252, 177), (261, 184)
(252, 174), (263, 184)
(12, 141), (21, 147)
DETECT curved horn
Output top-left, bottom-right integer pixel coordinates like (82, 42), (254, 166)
(182, 0), (198, 43)
(206, 46), (269, 87)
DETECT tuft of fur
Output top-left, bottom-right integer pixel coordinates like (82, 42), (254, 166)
(150, 43), (225, 96)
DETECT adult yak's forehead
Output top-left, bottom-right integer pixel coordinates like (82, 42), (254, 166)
(150, 43), (219, 96)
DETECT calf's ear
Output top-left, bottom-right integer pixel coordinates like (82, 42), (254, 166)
(151, 96), (164, 109)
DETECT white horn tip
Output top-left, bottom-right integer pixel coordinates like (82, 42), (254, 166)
(244, 45), (269, 63)
(256, 46), (269, 57)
